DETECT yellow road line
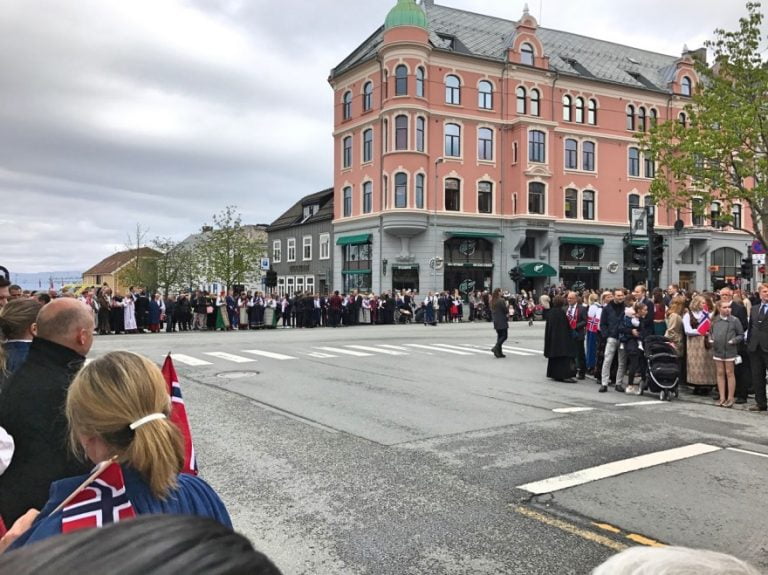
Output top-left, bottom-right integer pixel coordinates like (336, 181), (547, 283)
(627, 533), (665, 547)
(514, 506), (628, 552)
(592, 522), (621, 534)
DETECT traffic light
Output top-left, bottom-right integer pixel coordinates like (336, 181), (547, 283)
(652, 234), (664, 272)
(265, 268), (278, 288)
(508, 266), (523, 283)
(632, 244), (648, 268)
(741, 258), (753, 279)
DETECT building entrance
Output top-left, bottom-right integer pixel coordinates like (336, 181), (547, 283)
(443, 237), (494, 295)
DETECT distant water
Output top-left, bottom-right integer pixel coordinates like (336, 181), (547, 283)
(6, 271), (83, 291)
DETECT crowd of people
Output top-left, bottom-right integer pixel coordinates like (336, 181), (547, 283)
(541, 281), (768, 411)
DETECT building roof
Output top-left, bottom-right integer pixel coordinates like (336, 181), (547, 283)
(267, 188), (334, 233)
(82, 247), (161, 276)
(331, 2), (685, 94)
(385, 0), (428, 31)
(177, 224), (268, 251)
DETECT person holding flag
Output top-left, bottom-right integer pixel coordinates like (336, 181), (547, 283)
(683, 294), (717, 395)
(0, 351), (230, 552)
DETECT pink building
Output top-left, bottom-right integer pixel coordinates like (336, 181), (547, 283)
(326, 0), (751, 295)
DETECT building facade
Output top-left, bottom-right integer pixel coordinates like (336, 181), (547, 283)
(267, 188), (334, 296)
(82, 247), (161, 295)
(328, 0), (752, 295)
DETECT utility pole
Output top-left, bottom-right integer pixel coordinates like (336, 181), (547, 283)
(646, 205), (655, 292)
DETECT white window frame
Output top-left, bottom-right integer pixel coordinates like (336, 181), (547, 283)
(296, 276), (305, 293)
(286, 276), (294, 296)
(302, 235), (312, 261)
(277, 277), (285, 297)
(305, 276), (315, 294)
(319, 233), (330, 260)
(272, 239), (282, 263)
(287, 238), (296, 262)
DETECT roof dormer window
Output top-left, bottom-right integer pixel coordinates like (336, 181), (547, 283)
(520, 42), (534, 66)
(301, 204), (318, 223)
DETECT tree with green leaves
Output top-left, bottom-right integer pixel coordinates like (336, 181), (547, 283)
(199, 206), (265, 290)
(151, 236), (202, 295)
(118, 223), (158, 292)
(641, 2), (768, 245)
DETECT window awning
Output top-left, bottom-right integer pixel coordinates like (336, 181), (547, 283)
(626, 237), (650, 247)
(336, 233), (372, 246)
(519, 262), (557, 278)
(446, 231), (504, 239)
(391, 264), (420, 270)
(341, 269), (372, 275)
(559, 236), (604, 246)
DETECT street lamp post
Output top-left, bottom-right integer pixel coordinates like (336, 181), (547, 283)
(433, 157), (444, 292)
(646, 204), (656, 292)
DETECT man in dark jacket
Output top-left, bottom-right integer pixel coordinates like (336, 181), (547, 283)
(0, 298), (94, 525)
(599, 288), (628, 393)
(566, 291), (589, 379)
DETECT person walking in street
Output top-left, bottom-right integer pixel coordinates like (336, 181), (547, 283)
(490, 288), (508, 358)
(599, 289), (628, 393)
(544, 295), (578, 383)
(710, 299), (744, 407)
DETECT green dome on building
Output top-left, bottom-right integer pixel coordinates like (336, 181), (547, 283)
(384, 0), (428, 30)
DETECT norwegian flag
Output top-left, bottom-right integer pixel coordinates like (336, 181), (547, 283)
(162, 354), (198, 475)
(697, 308), (712, 336)
(61, 462), (135, 533)
(587, 315), (600, 333)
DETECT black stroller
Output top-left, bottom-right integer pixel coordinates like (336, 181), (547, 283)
(642, 335), (680, 401)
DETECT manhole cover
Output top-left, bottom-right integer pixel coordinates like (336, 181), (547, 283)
(217, 371), (260, 379)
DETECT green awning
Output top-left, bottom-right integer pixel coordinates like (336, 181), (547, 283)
(341, 269), (372, 275)
(336, 234), (372, 246)
(447, 231), (504, 239)
(520, 262), (558, 278)
(559, 236), (604, 246)
(627, 237), (650, 247)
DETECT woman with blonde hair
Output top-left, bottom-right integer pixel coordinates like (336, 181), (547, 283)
(683, 294), (717, 394)
(1, 351), (230, 550)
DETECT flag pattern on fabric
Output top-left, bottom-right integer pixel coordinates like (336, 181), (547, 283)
(587, 315), (600, 333)
(162, 354), (198, 475)
(697, 308), (711, 336)
(567, 307), (577, 330)
(61, 462), (135, 533)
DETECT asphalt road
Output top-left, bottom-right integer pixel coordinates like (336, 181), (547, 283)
(90, 320), (768, 574)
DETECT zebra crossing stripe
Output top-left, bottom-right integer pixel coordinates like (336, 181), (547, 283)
(346, 345), (406, 355)
(307, 352), (337, 358)
(204, 352), (256, 363)
(315, 346), (372, 357)
(242, 350), (297, 360)
(404, 343), (473, 355)
(378, 344), (410, 351)
(171, 354), (213, 366)
(432, 344), (488, 354)
(501, 347), (535, 357)
(502, 346), (541, 355)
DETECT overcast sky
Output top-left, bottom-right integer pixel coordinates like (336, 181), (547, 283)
(0, 0), (751, 272)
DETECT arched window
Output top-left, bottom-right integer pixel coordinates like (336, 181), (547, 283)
(649, 108), (658, 128)
(732, 204), (742, 229)
(478, 80), (493, 109)
(564, 138), (578, 170)
(478, 181), (492, 214)
(528, 182), (545, 214)
(416, 116), (425, 152)
(528, 130), (546, 163)
(587, 99), (597, 125)
(363, 128), (373, 163)
(362, 181), (372, 214)
(575, 97), (585, 123)
(342, 91), (352, 120)
(445, 75), (461, 105)
(516, 87), (527, 114)
(395, 65), (408, 96)
(678, 112), (687, 127)
(521, 42), (534, 66)
(444, 178), (461, 211)
(363, 82), (373, 112)
(343, 186), (352, 217)
(626, 105), (635, 131)
(627, 193), (640, 222)
(415, 174), (425, 209)
(416, 66), (425, 97)
(530, 89), (541, 117)
(478, 127), (494, 161)
(445, 123), (461, 157)
(638, 107), (647, 132)
(711, 247), (741, 278)
(583, 190), (595, 220)
(562, 95), (572, 122)
(565, 188), (578, 219)
(342, 135), (352, 168)
(681, 76), (692, 97)
(628, 147), (640, 176)
(395, 114), (408, 150)
(394, 172), (408, 208)
(583, 141), (595, 171)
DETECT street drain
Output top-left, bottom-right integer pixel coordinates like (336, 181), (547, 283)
(217, 371), (260, 379)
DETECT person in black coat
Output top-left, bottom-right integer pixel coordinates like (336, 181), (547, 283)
(544, 295), (578, 383)
(566, 291), (588, 379)
(746, 284), (768, 411)
(490, 288), (509, 358)
(0, 299), (93, 526)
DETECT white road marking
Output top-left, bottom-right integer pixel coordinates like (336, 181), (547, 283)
(404, 343), (473, 355)
(433, 344), (488, 354)
(171, 354), (213, 366)
(502, 345), (541, 355)
(500, 347), (536, 357)
(552, 407), (596, 414)
(614, 400), (666, 407)
(346, 345), (406, 355)
(517, 443), (721, 495)
(204, 352), (256, 363)
(306, 352), (337, 358)
(315, 346), (372, 357)
(242, 350), (297, 360)
(727, 447), (768, 459)
(378, 344), (410, 351)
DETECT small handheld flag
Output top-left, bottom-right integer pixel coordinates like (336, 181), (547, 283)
(697, 309), (711, 336)
(162, 354), (198, 475)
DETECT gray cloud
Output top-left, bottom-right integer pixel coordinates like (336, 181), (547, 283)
(0, 0), (751, 272)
